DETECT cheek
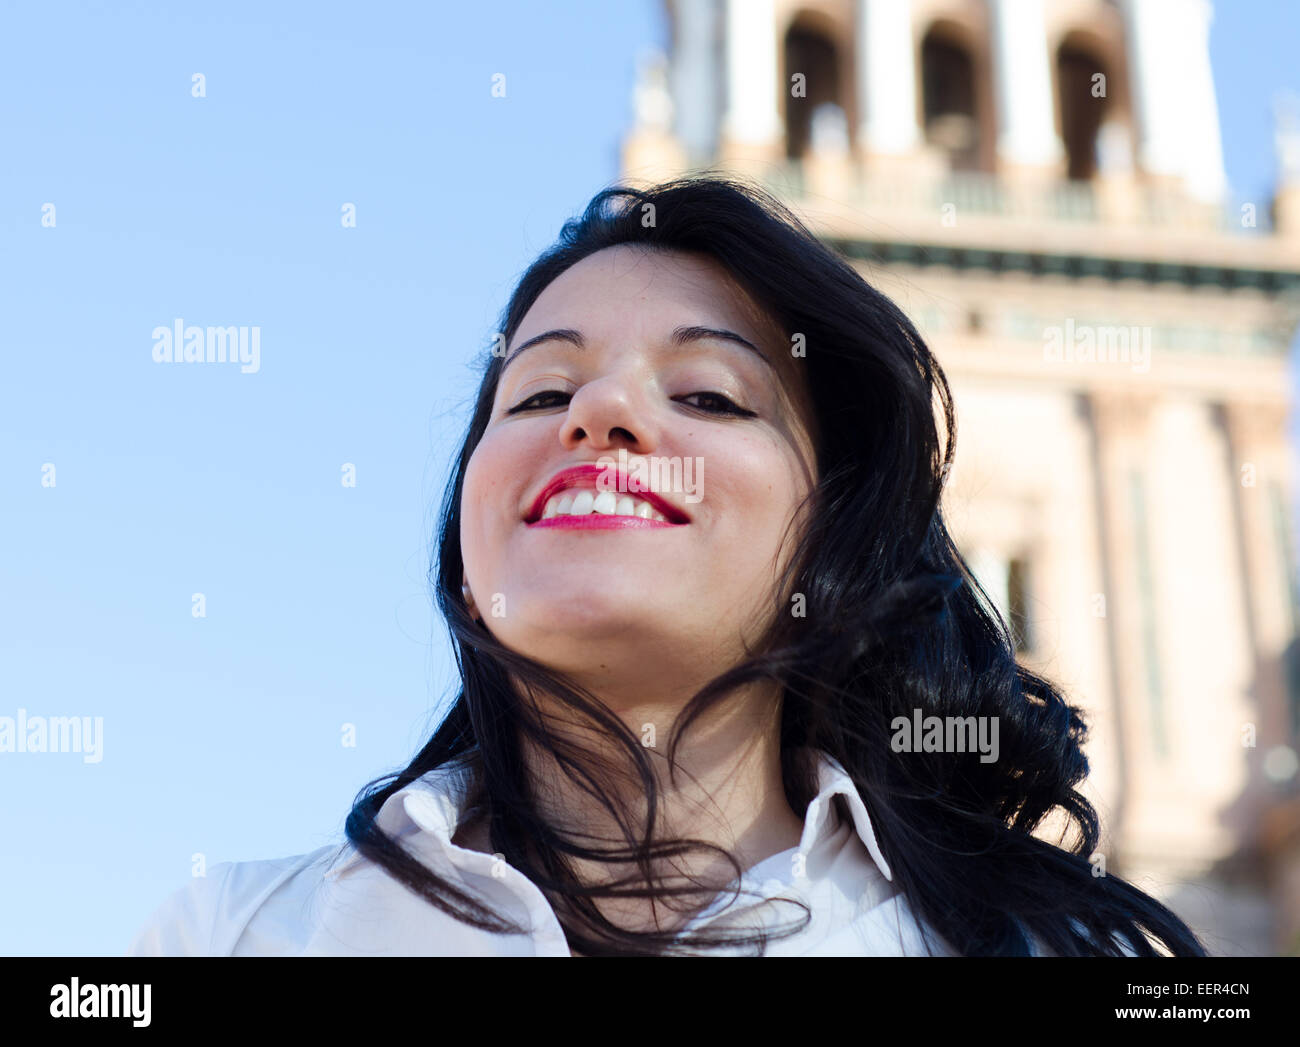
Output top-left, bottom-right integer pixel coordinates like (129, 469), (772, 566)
(701, 448), (809, 583)
(708, 436), (807, 532)
(460, 433), (517, 583)
(730, 480), (803, 574)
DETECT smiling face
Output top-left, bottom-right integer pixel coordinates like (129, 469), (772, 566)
(460, 245), (818, 700)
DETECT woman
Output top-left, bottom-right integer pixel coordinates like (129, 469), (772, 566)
(128, 175), (1206, 957)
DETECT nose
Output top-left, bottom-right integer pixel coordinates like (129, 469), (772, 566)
(559, 374), (660, 454)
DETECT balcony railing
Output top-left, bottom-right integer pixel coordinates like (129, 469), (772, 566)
(760, 162), (1272, 235)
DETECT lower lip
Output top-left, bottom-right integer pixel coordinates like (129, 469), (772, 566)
(526, 514), (681, 530)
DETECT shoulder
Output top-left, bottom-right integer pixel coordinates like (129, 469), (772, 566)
(817, 902), (1143, 957)
(794, 877), (1142, 957)
(772, 880), (959, 956)
(125, 863), (237, 956)
(125, 845), (343, 957)
(846, 890), (960, 956)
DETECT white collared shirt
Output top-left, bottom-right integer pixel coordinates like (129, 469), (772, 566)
(126, 749), (957, 956)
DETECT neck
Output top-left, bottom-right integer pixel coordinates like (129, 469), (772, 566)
(515, 673), (807, 936)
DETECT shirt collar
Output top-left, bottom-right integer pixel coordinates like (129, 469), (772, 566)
(798, 749), (893, 881)
(324, 756), (478, 882)
(325, 748), (892, 884)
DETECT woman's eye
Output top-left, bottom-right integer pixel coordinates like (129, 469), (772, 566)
(506, 389), (756, 417)
(676, 392), (757, 417)
(506, 390), (571, 414)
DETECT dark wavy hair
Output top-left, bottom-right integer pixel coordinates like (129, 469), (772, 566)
(343, 174), (1206, 957)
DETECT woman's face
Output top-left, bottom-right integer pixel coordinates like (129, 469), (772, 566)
(460, 245), (818, 697)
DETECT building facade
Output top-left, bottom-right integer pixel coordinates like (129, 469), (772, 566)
(621, 0), (1300, 954)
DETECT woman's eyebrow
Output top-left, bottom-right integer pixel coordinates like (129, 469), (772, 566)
(501, 324), (773, 373)
(671, 325), (774, 370)
(501, 327), (584, 373)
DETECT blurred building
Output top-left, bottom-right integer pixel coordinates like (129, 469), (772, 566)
(621, 0), (1300, 955)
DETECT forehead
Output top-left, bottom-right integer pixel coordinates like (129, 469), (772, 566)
(511, 245), (781, 351)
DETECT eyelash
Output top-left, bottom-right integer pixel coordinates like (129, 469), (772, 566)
(505, 389), (757, 418)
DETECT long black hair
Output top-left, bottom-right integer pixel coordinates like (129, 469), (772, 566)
(343, 173), (1206, 956)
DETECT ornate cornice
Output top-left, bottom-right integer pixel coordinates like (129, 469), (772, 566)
(828, 238), (1300, 293)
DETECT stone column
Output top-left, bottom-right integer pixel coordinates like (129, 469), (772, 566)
(718, 0), (783, 172)
(621, 50), (687, 183)
(669, 0), (720, 166)
(1271, 93), (1300, 238)
(989, 0), (1063, 174)
(855, 0), (919, 162)
(1084, 388), (1158, 868)
(1219, 399), (1296, 756)
(1120, 0), (1225, 201)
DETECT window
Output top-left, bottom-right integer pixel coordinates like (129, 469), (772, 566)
(921, 27), (979, 171)
(1056, 38), (1111, 180)
(783, 23), (843, 159)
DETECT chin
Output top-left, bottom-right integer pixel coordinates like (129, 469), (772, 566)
(517, 578), (662, 619)
(501, 599), (685, 660)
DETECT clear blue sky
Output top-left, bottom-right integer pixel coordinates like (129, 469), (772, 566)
(0, 1), (1295, 955)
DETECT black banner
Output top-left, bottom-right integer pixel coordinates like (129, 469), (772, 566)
(0, 955), (1289, 1034)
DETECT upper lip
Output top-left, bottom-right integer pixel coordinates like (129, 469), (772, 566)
(524, 463), (691, 524)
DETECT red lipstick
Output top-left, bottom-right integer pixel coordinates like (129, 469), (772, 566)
(524, 463), (690, 527)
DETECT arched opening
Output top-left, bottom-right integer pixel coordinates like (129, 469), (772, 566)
(1056, 38), (1111, 180)
(782, 21), (844, 159)
(920, 25), (980, 171)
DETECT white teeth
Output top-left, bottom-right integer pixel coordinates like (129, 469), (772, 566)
(538, 487), (677, 521)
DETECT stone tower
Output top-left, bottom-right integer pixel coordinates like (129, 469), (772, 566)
(622, 0), (1300, 954)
